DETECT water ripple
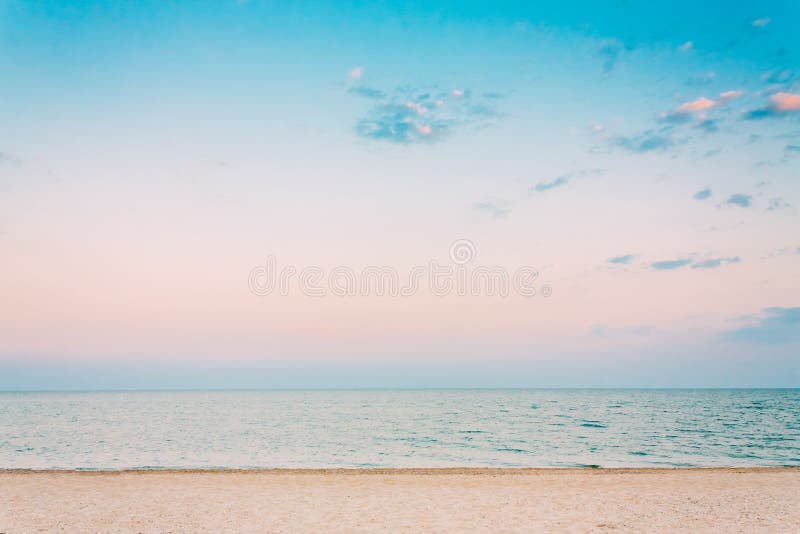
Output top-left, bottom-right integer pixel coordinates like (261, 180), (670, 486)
(0, 389), (798, 469)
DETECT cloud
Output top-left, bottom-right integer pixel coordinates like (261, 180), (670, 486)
(349, 84), (502, 145)
(404, 101), (428, 115)
(348, 86), (385, 99)
(348, 66), (363, 80)
(752, 17), (771, 28)
(531, 176), (568, 192)
(468, 102), (501, 118)
(694, 188), (712, 200)
(530, 169), (604, 193)
(612, 130), (675, 153)
(767, 197), (790, 211)
(598, 39), (623, 74)
(607, 254), (636, 265)
(743, 92), (800, 119)
(770, 92), (800, 112)
(743, 109), (772, 120)
(724, 307), (800, 345)
(756, 159), (786, 169)
(678, 41), (693, 52)
(355, 103), (449, 144)
(691, 256), (740, 269)
(474, 201), (510, 219)
(726, 194), (752, 208)
(719, 90), (743, 100)
(686, 72), (716, 86)
(762, 69), (795, 87)
(650, 258), (692, 270)
(675, 96), (717, 114)
(0, 151), (19, 166)
(661, 91), (743, 124)
(694, 119), (719, 133)
(649, 255), (740, 272)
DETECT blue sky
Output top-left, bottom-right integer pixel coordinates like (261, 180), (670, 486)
(0, 0), (799, 388)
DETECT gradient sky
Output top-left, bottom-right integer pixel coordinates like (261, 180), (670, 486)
(1, 0), (799, 389)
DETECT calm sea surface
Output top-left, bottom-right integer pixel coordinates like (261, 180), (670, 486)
(1, 390), (798, 469)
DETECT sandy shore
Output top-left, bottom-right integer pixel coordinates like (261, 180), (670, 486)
(2, 468), (798, 532)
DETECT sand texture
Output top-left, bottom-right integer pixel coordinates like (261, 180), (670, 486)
(1, 468), (799, 533)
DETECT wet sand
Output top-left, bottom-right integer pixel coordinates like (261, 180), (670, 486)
(2, 468), (798, 532)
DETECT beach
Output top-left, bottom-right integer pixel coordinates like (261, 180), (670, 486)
(2, 468), (798, 532)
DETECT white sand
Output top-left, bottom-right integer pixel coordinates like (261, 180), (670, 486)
(1, 468), (798, 532)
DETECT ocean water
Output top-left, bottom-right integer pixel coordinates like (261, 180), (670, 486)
(0, 389), (798, 469)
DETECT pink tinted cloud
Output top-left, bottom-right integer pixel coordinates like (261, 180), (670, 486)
(675, 97), (716, 114)
(348, 66), (363, 80)
(672, 90), (743, 116)
(405, 101), (428, 115)
(719, 90), (743, 100)
(769, 92), (800, 112)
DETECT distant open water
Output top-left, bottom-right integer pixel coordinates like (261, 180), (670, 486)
(0, 390), (798, 469)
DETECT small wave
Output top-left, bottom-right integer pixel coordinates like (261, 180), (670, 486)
(580, 422), (607, 428)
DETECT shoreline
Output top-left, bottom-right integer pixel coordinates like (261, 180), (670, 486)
(2, 465), (798, 474)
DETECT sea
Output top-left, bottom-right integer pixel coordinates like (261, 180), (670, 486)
(1, 389), (798, 470)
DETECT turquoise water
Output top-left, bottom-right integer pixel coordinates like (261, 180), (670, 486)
(0, 390), (798, 469)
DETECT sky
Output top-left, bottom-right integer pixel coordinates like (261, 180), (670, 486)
(1, 0), (799, 389)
